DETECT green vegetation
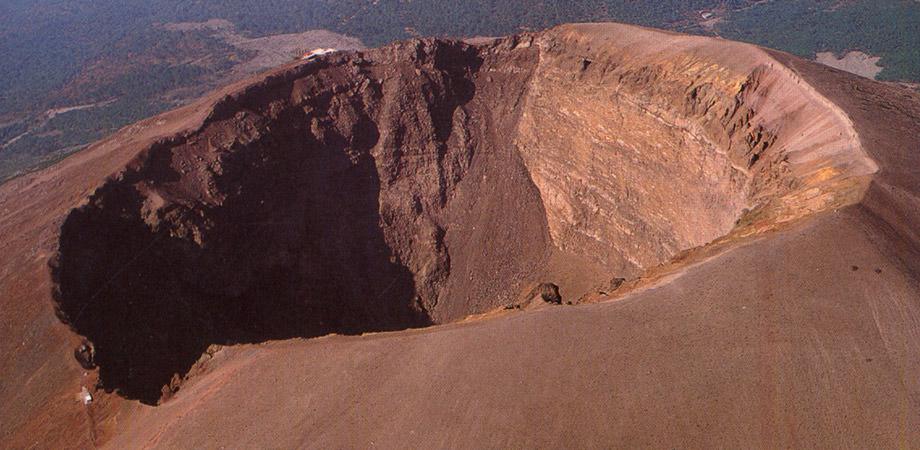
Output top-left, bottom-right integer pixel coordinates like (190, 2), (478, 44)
(1, 0), (918, 184)
(719, 0), (920, 81)
(0, 98), (170, 182)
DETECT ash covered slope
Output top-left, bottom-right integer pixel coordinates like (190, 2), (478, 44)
(1, 22), (918, 448)
(50, 37), (550, 406)
(49, 21), (873, 408)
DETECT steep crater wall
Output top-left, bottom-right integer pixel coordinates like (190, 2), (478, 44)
(51, 25), (875, 404)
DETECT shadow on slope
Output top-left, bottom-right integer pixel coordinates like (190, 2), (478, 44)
(50, 111), (429, 405)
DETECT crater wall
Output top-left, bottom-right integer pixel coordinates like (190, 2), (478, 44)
(51, 24), (875, 403)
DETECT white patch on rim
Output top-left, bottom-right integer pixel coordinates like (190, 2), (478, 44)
(816, 51), (883, 79)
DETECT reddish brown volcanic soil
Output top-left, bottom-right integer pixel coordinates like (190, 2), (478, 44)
(2, 23), (919, 448)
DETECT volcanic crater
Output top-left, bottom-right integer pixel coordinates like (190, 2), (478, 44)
(49, 24), (875, 404)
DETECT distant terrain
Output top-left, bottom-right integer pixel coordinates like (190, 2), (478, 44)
(1, 0), (918, 183)
(4, 22), (920, 448)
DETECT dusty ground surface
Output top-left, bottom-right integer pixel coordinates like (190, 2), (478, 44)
(163, 19), (366, 75)
(1, 22), (919, 448)
(816, 50), (884, 79)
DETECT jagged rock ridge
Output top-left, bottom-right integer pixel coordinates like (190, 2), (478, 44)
(49, 25), (874, 405)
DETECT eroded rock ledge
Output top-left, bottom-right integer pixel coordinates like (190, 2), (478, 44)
(50, 23), (875, 404)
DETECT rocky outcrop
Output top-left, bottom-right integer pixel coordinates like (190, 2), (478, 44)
(50, 24), (875, 404)
(516, 25), (876, 274)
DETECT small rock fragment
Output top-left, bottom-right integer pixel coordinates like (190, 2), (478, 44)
(79, 387), (93, 405)
(534, 283), (562, 304)
(74, 340), (95, 370)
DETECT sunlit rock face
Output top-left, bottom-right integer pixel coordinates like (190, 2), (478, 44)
(51, 24), (874, 404)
